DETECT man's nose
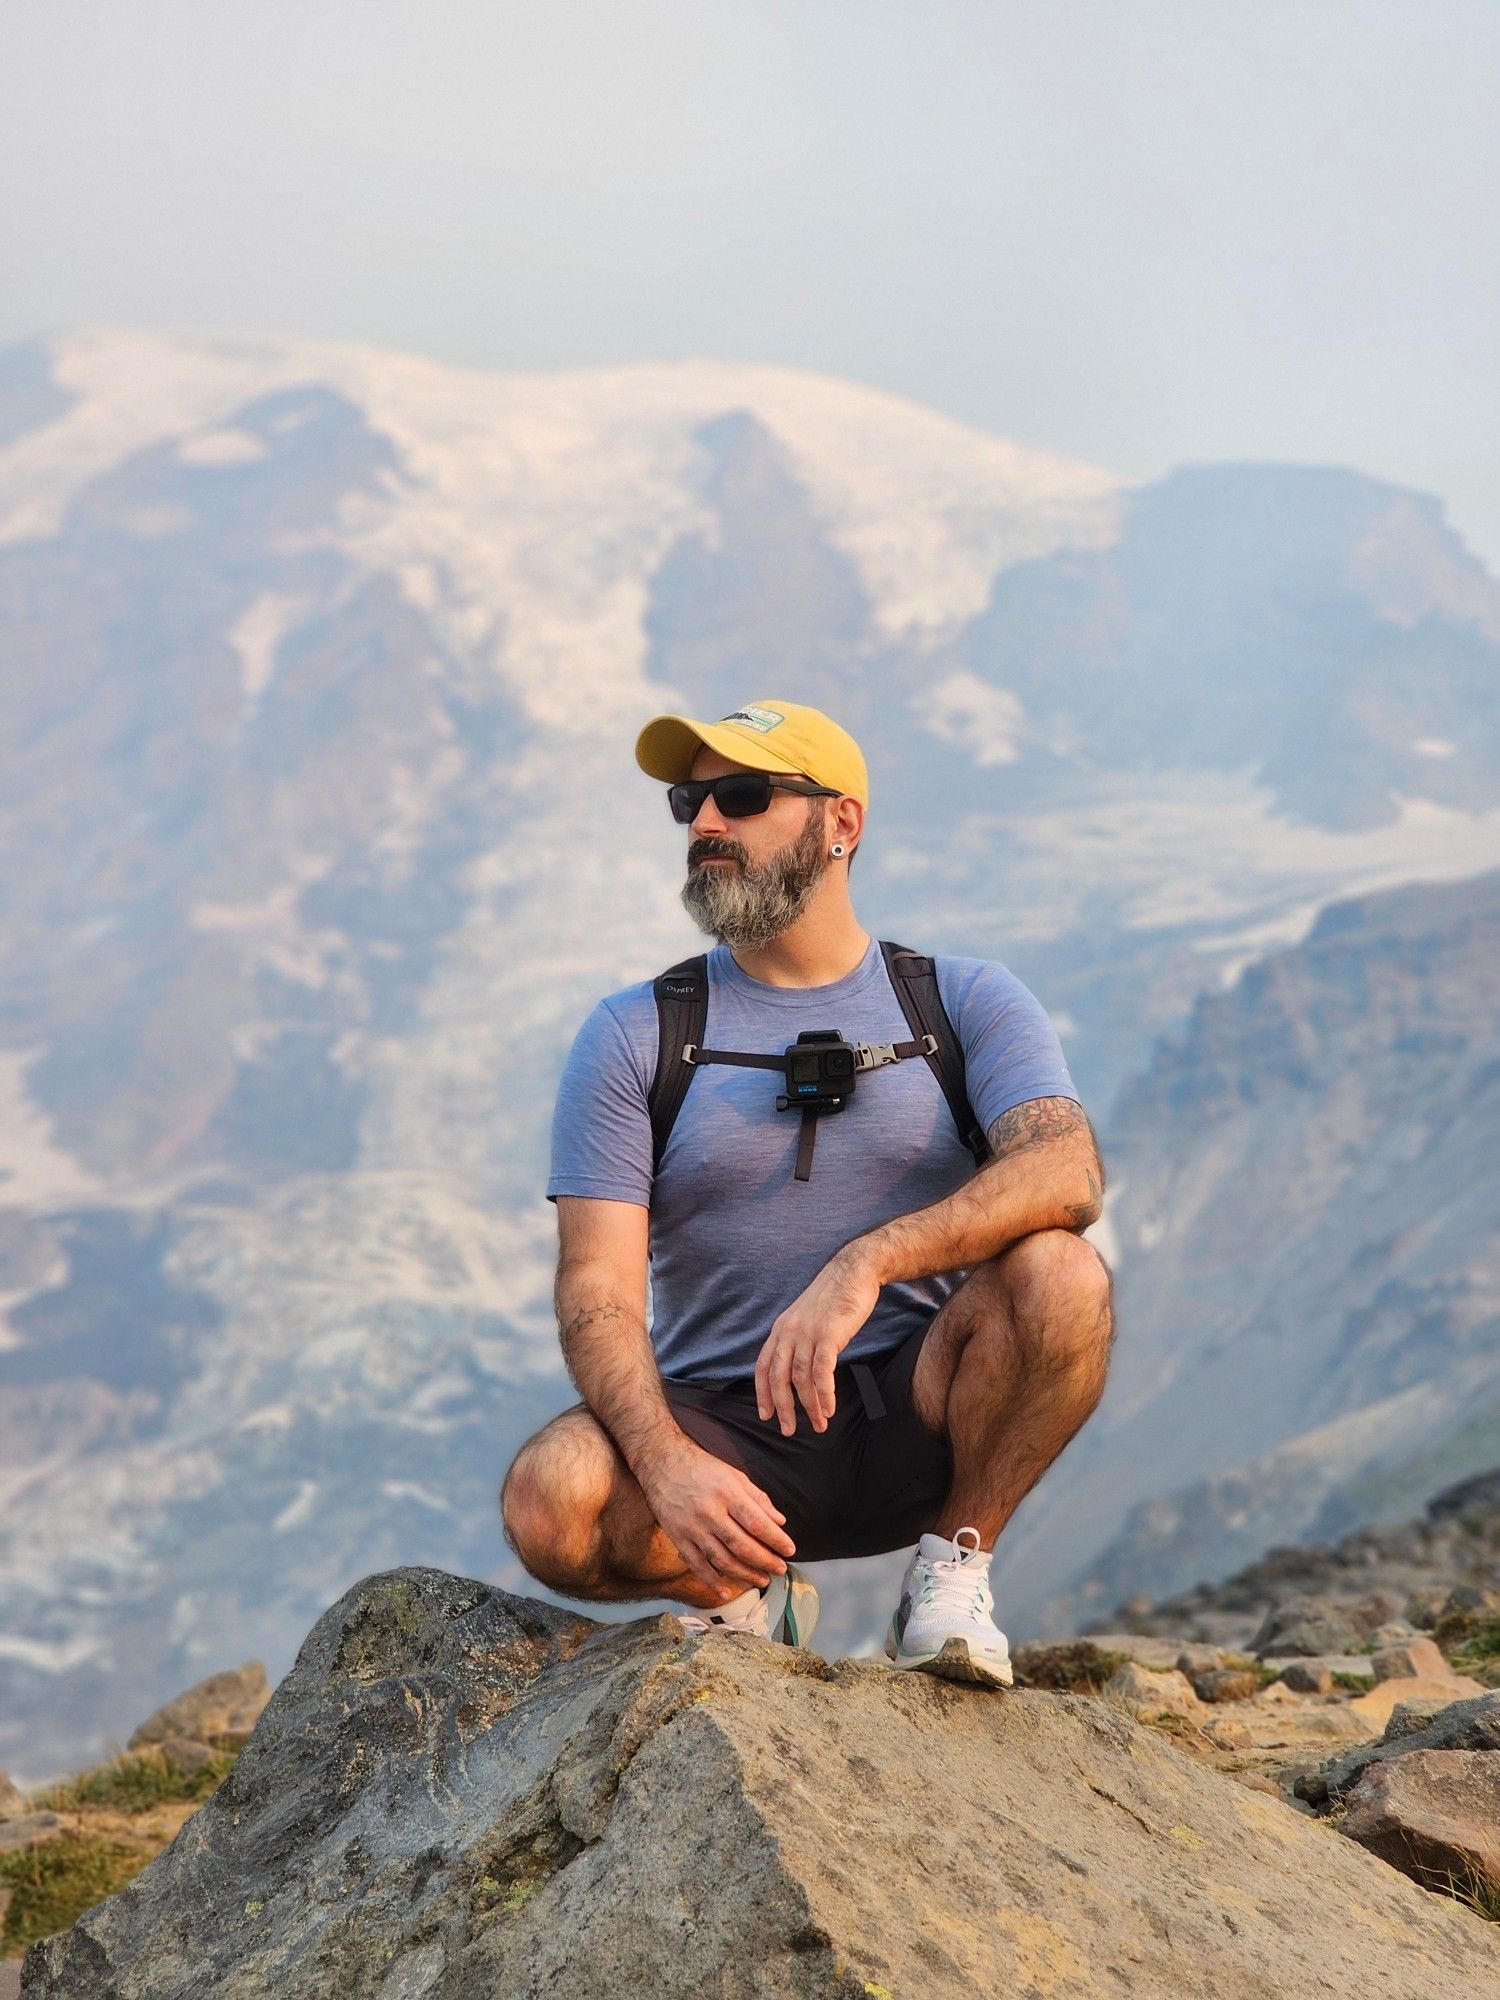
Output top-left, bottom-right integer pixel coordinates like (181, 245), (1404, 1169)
(690, 794), (732, 839)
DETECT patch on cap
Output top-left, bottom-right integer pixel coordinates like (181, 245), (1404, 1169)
(719, 704), (786, 733)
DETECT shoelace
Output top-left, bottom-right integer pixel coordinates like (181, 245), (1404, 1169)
(917, 1525), (993, 1620)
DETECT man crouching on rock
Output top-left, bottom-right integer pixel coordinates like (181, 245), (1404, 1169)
(500, 699), (1114, 1688)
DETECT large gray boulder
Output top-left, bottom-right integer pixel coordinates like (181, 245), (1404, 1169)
(22, 1569), (1498, 1998)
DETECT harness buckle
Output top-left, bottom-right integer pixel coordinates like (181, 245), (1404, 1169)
(853, 1033), (937, 1070)
(853, 1040), (900, 1070)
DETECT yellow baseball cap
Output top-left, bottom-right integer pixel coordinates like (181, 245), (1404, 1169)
(634, 698), (869, 808)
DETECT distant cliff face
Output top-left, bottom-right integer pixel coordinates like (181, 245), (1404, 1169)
(997, 868), (1500, 1637)
(1, 331), (1498, 1784)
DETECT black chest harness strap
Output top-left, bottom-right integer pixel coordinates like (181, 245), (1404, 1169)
(648, 938), (990, 1186)
(683, 1030), (937, 1182)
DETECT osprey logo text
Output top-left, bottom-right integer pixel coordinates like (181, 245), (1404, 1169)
(720, 705), (785, 733)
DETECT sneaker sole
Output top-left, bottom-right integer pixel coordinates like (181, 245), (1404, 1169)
(884, 1633), (1014, 1688)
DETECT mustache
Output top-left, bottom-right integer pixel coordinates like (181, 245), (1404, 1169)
(688, 844), (744, 866)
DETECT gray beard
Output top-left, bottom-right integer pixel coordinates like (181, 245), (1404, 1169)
(680, 807), (829, 951)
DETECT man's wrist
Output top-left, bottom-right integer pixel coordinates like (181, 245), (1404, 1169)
(624, 1417), (693, 1491)
(835, 1233), (891, 1289)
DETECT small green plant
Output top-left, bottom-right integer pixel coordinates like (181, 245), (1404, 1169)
(1445, 1616), (1500, 1680)
(29, 1746), (237, 1817)
(1331, 1671), (1372, 1692)
(1432, 1861), (1500, 1922)
(1433, 1606), (1499, 1657)
(0, 1829), (144, 1955)
(1141, 1708), (1208, 1744)
(1013, 1643), (1130, 1694)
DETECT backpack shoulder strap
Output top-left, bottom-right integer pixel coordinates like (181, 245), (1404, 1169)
(878, 940), (990, 1167)
(648, 954), (709, 1178)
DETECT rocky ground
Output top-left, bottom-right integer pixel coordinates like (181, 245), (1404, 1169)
(0, 1667), (266, 1992)
(2, 1468), (1496, 1995)
(7, 1573), (1499, 1998)
(1000, 1466), (1500, 1810)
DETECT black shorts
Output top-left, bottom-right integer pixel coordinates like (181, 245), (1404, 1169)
(659, 1320), (953, 1563)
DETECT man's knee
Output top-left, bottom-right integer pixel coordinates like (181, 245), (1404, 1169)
(500, 1410), (613, 1589)
(993, 1227), (1115, 1365)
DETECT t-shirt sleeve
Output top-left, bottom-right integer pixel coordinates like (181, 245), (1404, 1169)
(946, 959), (1082, 1139)
(545, 998), (654, 1208)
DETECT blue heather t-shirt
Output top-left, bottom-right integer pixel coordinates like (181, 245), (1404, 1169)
(546, 934), (1080, 1383)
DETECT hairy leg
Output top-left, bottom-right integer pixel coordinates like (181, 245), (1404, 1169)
(909, 1227), (1115, 1546)
(499, 1406), (737, 1610)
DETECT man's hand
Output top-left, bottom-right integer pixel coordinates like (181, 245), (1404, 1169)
(754, 1249), (882, 1436)
(638, 1437), (797, 1596)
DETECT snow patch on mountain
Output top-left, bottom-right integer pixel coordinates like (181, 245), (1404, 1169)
(967, 774), (1500, 948)
(0, 330), (1119, 688)
(0, 1046), (106, 1211)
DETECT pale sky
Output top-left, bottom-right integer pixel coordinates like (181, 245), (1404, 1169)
(5, 1), (1498, 567)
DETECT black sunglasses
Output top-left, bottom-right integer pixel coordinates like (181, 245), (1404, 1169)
(667, 772), (841, 824)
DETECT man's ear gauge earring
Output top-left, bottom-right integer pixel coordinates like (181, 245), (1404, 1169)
(831, 843), (845, 856)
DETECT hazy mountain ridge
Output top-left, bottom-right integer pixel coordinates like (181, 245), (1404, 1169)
(1002, 867), (1500, 1636)
(1090, 1464), (1500, 1650)
(0, 328), (1496, 1783)
(957, 465), (1500, 830)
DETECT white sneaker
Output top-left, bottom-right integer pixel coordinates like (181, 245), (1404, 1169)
(884, 1526), (1014, 1687)
(676, 1564), (819, 1648)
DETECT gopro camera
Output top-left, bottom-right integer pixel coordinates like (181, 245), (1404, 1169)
(777, 1029), (858, 1115)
